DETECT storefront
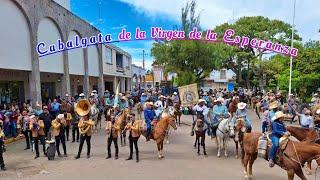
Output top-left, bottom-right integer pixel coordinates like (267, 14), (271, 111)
(0, 81), (25, 104)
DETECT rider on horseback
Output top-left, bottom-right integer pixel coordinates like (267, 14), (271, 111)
(232, 102), (252, 132)
(269, 111), (290, 167)
(191, 99), (210, 136)
(144, 102), (157, 141)
(211, 97), (228, 137)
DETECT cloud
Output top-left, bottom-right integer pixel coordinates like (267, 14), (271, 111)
(111, 24), (128, 30)
(117, 0), (320, 41)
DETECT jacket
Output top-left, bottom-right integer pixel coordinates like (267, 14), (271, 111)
(125, 120), (141, 138)
(106, 121), (120, 138)
(144, 108), (156, 123)
(51, 118), (66, 137)
(271, 120), (286, 138)
(29, 119), (45, 137)
(78, 119), (94, 136)
(65, 113), (73, 126)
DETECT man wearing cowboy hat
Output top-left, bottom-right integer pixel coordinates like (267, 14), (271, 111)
(155, 95), (166, 110)
(118, 96), (129, 112)
(51, 114), (67, 157)
(269, 111), (290, 167)
(311, 93), (319, 106)
(191, 99), (210, 136)
(144, 102), (156, 141)
(295, 109), (314, 128)
(211, 97), (228, 123)
(232, 102), (252, 132)
(268, 100), (278, 122)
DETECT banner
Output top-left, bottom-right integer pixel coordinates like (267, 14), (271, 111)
(113, 81), (120, 107)
(178, 83), (199, 106)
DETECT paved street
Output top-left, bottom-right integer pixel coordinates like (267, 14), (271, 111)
(1, 109), (319, 180)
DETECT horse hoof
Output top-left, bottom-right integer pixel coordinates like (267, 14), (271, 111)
(225, 154), (228, 158)
(166, 141), (169, 144)
(244, 175), (248, 179)
(235, 155), (238, 159)
(217, 154), (220, 158)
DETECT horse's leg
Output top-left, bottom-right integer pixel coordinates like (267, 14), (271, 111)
(157, 142), (161, 159)
(243, 153), (249, 179)
(194, 137), (197, 148)
(123, 131), (126, 145)
(306, 160), (312, 175)
(217, 137), (221, 157)
(235, 140), (239, 158)
(202, 135), (207, 156)
(287, 169), (295, 180)
(197, 135), (200, 155)
(160, 141), (164, 158)
(248, 153), (257, 179)
(178, 115), (181, 126)
(294, 167), (307, 180)
(224, 137), (228, 157)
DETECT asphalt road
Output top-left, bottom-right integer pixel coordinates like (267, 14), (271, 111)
(1, 109), (319, 180)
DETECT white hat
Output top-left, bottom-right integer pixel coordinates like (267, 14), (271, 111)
(57, 114), (64, 119)
(314, 93), (318, 96)
(316, 109), (320, 114)
(79, 93), (85, 97)
(142, 93), (146, 96)
(173, 92), (177, 95)
(90, 93), (95, 96)
(272, 111), (285, 121)
(198, 99), (206, 104)
(29, 115), (36, 119)
(146, 102), (153, 106)
(237, 102), (247, 110)
(203, 92), (208, 95)
(159, 95), (165, 99)
(92, 90), (97, 93)
(215, 97), (224, 103)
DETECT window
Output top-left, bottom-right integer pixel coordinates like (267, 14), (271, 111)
(116, 53), (123, 68)
(123, 55), (130, 69)
(105, 47), (112, 64)
(220, 70), (226, 79)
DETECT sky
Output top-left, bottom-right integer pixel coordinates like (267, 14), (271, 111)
(70, 0), (320, 70)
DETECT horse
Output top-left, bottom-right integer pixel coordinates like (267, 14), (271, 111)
(90, 103), (100, 132)
(115, 108), (130, 146)
(139, 108), (177, 159)
(95, 97), (105, 130)
(286, 126), (320, 174)
(216, 118), (235, 157)
(136, 102), (143, 119)
(242, 132), (320, 180)
(173, 103), (182, 126)
(194, 118), (207, 156)
(234, 117), (246, 158)
(228, 98), (239, 118)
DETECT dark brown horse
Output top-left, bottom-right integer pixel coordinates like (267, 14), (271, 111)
(242, 132), (320, 180)
(173, 103), (182, 126)
(228, 98), (239, 117)
(287, 126), (320, 174)
(193, 119), (207, 156)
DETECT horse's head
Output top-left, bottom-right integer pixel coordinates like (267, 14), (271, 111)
(220, 118), (235, 138)
(195, 119), (205, 130)
(162, 109), (177, 130)
(234, 118), (246, 141)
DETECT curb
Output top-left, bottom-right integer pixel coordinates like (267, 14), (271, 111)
(4, 136), (24, 145)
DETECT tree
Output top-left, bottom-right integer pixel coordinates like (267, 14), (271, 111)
(151, 0), (220, 86)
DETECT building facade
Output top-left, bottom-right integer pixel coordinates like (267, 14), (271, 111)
(201, 69), (236, 91)
(0, 0), (131, 106)
(131, 64), (146, 90)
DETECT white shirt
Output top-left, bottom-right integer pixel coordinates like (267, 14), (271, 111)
(193, 105), (209, 116)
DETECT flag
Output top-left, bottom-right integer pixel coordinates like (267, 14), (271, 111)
(113, 81), (120, 107)
(178, 83), (199, 106)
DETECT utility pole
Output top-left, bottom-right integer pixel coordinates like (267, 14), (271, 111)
(288, 0), (296, 96)
(139, 50), (148, 69)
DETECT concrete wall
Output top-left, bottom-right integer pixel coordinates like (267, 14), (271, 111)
(53, 0), (70, 11)
(0, 0), (32, 71)
(88, 45), (99, 77)
(68, 31), (85, 75)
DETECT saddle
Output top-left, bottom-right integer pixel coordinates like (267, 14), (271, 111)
(263, 133), (290, 166)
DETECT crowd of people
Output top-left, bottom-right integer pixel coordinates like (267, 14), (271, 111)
(0, 86), (320, 172)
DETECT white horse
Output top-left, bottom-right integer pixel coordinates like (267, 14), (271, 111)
(164, 107), (175, 144)
(215, 118), (235, 157)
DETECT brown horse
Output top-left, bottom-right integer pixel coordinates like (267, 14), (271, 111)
(242, 132), (320, 180)
(115, 108), (130, 146)
(193, 119), (207, 156)
(136, 102), (143, 119)
(173, 103), (182, 126)
(228, 98), (239, 117)
(140, 108), (177, 159)
(287, 126), (320, 174)
(234, 117), (246, 158)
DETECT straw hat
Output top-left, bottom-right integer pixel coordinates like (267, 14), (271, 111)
(198, 99), (206, 104)
(57, 114), (64, 119)
(272, 111), (285, 121)
(75, 99), (91, 116)
(79, 93), (85, 97)
(237, 102), (247, 110)
(269, 101), (278, 110)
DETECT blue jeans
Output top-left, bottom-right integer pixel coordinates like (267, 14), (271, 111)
(269, 135), (279, 161)
(11, 121), (17, 138)
(146, 121), (151, 136)
(262, 121), (268, 133)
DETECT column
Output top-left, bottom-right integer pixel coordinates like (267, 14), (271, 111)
(61, 48), (71, 96)
(97, 45), (105, 96)
(29, 31), (42, 107)
(126, 78), (131, 91)
(120, 77), (125, 92)
(83, 48), (90, 98)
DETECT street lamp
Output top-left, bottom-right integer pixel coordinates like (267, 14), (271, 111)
(288, 0), (296, 96)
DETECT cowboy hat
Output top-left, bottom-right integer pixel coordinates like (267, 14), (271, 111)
(159, 95), (165, 99)
(198, 99), (206, 104)
(36, 101), (41, 107)
(142, 93), (146, 96)
(29, 115), (36, 119)
(314, 93), (318, 96)
(79, 93), (85, 97)
(92, 90), (97, 93)
(90, 93), (95, 96)
(272, 111), (285, 121)
(105, 90), (109, 92)
(173, 92), (178, 95)
(146, 102), (153, 106)
(316, 109), (320, 115)
(269, 101), (278, 110)
(215, 97), (224, 103)
(237, 102), (247, 110)
(57, 114), (64, 119)
(75, 99), (91, 116)
(65, 93), (69, 97)
(203, 92), (208, 95)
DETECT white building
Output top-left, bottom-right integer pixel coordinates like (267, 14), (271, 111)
(201, 69), (236, 91)
(0, 0), (132, 106)
(131, 64), (146, 90)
